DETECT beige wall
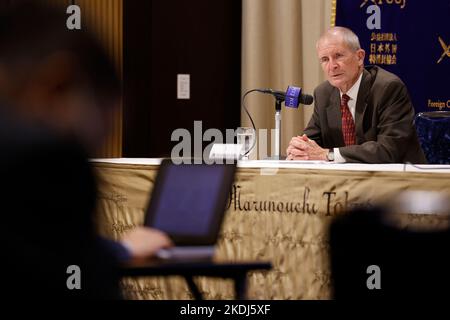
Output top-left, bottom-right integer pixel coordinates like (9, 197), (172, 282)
(242, 0), (333, 158)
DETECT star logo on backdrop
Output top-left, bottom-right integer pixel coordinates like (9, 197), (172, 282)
(360, 0), (377, 8)
(437, 36), (450, 64)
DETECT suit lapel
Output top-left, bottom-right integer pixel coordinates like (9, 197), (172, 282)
(355, 69), (372, 143)
(326, 87), (345, 146)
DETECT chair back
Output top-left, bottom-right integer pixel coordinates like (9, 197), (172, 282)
(414, 111), (450, 164)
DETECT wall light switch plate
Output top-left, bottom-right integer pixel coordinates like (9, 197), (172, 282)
(177, 74), (190, 99)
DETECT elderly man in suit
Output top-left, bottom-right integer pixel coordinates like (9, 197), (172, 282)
(286, 27), (426, 163)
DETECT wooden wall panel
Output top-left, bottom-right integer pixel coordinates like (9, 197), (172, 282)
(77, 0), (123, 158)
(123, 0), (242, 157)
(42, 0), (123, 157)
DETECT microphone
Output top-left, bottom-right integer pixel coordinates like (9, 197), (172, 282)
(258, 86), (314, 107)
(240, 86), (313, 159)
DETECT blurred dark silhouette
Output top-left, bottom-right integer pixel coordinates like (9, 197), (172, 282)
(0, 2), (171, 299)
(0, 110), (122, 299)
(329, 195), (450, 300)
(0, 1), (120, 154)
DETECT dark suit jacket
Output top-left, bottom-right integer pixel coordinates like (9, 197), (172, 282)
(304, 65), (426, 163)
(0, 110), (122, 299)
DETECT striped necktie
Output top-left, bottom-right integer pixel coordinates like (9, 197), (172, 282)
(340, 94), (356, 146)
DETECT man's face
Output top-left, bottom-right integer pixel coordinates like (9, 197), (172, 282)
(317, 36), (365, 93)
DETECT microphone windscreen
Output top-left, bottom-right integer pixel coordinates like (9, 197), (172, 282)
(300, 94), (314, 105)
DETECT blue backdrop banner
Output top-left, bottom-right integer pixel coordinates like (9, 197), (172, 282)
(335, 0), (450, 113)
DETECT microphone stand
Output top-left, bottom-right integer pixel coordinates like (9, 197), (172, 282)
(264, 96), (283, 160)
(243, 87), (311, 161)
(274, 98), (283, 160)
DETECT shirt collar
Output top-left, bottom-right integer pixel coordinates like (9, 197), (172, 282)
(340, 72), (363, 101)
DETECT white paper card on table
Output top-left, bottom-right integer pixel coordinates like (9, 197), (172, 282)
(209, 144), (243, 160)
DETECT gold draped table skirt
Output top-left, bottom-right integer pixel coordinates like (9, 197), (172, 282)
(92, 160), (450, 299)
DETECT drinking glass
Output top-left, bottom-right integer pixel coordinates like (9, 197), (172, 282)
(236, 127), (255, 160)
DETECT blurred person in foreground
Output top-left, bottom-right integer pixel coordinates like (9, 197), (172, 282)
(0, 2), (171, 299)
(286, 27), (426, 164)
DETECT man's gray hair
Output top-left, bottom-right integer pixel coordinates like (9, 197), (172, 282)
(317, 26), (361, 51)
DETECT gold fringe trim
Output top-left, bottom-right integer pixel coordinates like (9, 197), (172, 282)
(331, 0), (337, 26)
